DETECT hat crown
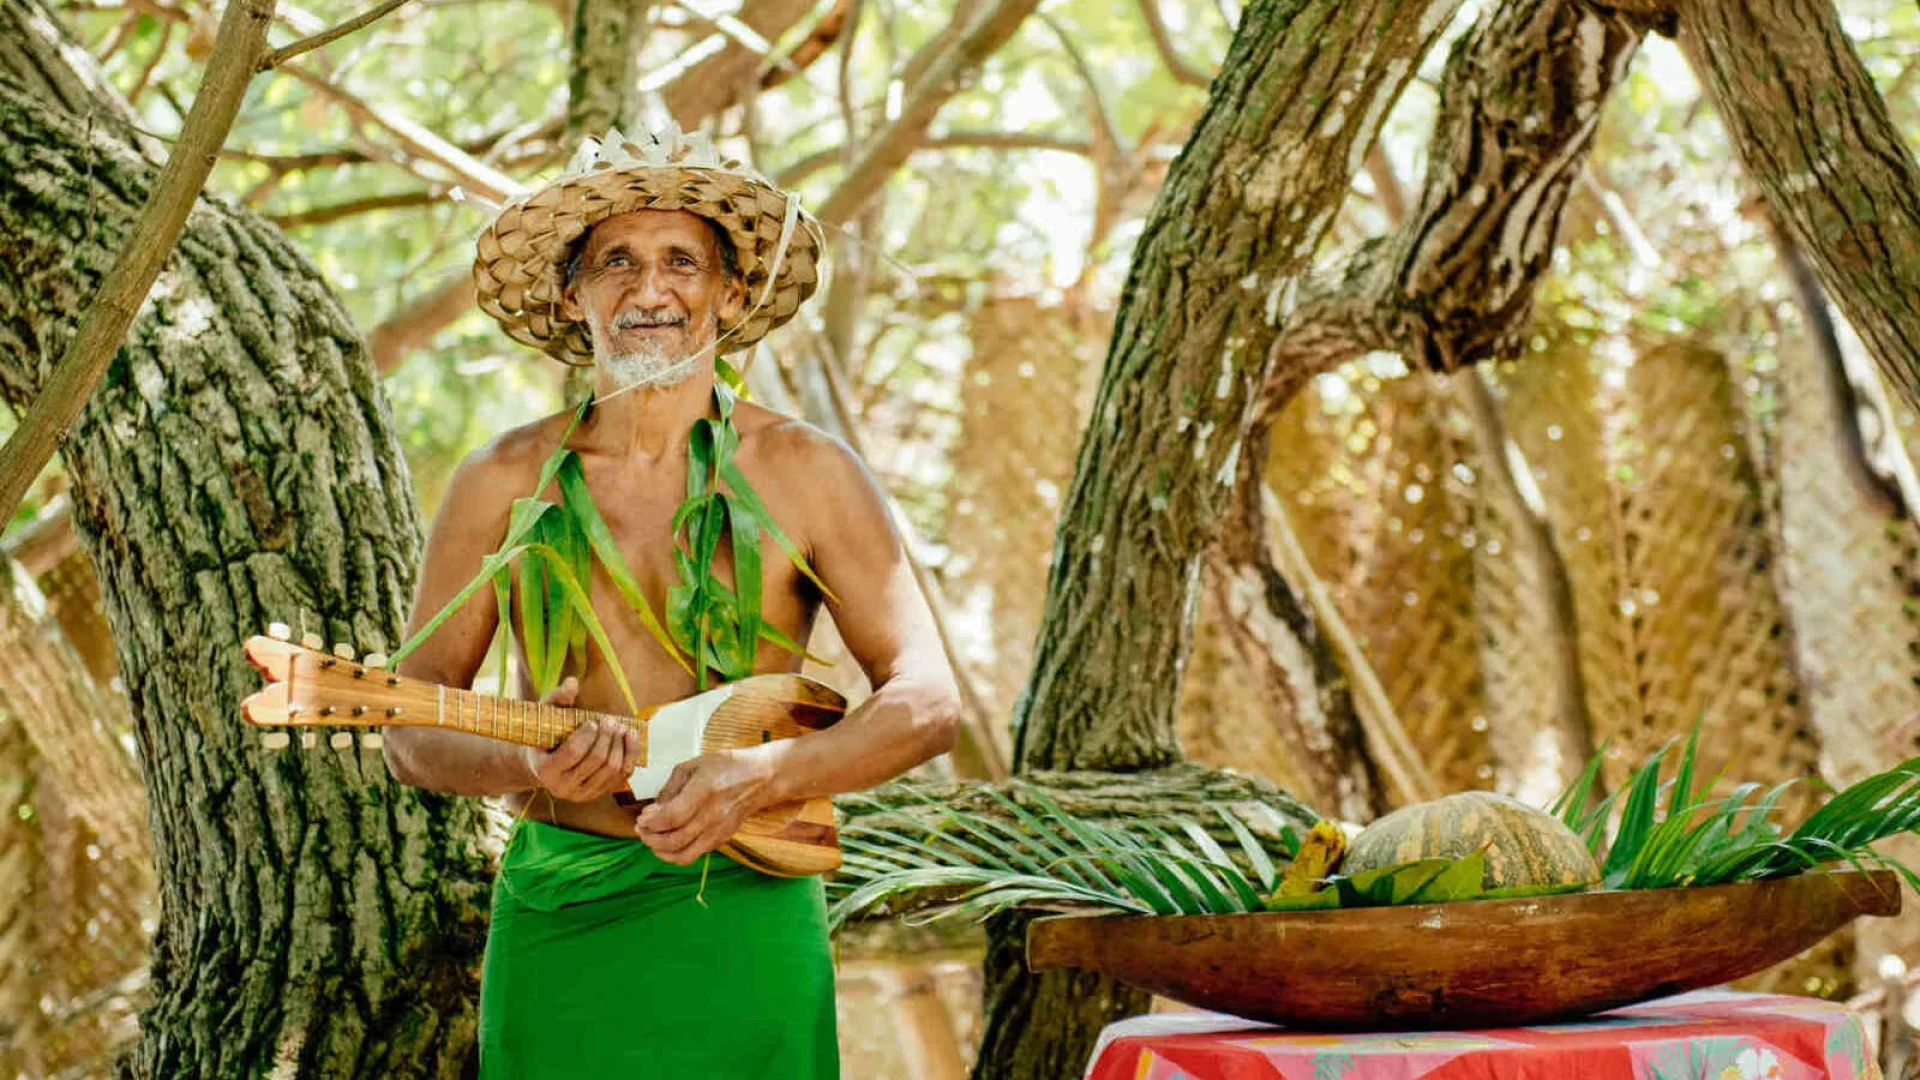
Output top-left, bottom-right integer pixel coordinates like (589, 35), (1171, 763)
(564, 123), (774, 189)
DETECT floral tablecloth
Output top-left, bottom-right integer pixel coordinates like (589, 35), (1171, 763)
(1084, 990), (1880, 1080)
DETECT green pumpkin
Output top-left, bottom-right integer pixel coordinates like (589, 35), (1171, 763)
(1345, 791), (1600, 894)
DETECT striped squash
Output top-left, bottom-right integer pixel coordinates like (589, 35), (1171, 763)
(1345, 791), (1600, 893)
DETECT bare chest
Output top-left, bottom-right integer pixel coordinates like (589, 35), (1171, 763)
(519, 452), (819, 710)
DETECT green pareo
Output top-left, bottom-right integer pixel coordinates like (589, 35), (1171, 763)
(480, 820), (839, 1078)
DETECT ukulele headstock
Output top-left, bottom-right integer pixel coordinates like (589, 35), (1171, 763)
(241, 623), (417, 751)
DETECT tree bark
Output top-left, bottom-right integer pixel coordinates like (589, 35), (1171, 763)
(1676, 0), (1920, 424)
(0, 17), (493, 1079)
(564, 0), (650, 145)
(980, 0), (1461, 1071)
(1014, 0), (1460, 774)
(1192, 0), (1634, 824)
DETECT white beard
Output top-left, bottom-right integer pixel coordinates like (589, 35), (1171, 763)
(590, 319), (701, 392)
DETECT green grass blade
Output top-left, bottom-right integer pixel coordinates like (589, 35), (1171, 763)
(556, 454), (692, 676)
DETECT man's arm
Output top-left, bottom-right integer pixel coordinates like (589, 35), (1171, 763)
(383, 445), (637, 799)
(636, 430), (961, 863)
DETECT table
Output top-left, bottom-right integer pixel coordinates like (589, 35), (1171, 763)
(1084, 990), (1880, 1080)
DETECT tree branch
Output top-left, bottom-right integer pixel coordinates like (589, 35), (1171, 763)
(1260, 0), (1641, 414)
(814, 0), (1043, 227)
(1039, 11), (1123, 163)
(367, 274), (476, 374)
(278, 62), (523, 203)
(1677, 0), (1920, 426)
(777, 131), (1091, 187)
(257, 0), (412, 71)
(565, 0), (651, 143)
(661, 0), (816, 125)
(0, 0), (276, 523)
(270, 188), (441, 228)
(759, 0), (855, 93)
(1135, 0), (1212, 88)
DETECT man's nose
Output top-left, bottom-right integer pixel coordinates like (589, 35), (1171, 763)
(630, 263), (676, 307)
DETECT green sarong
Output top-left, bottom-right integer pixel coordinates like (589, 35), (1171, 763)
(479, 820), (839, 1078)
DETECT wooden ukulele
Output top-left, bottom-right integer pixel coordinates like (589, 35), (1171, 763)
(239, 625), (846, 877)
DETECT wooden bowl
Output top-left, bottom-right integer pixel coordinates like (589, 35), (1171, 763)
(1026, 869), (1901, 1029)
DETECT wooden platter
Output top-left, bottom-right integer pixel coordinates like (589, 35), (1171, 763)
(1025, 869), (1901, 1029)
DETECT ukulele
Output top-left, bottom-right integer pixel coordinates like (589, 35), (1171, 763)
(239, 625), (846, 877)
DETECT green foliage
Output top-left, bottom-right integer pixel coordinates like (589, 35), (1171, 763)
(1552, 727), (1920, 893)
(827, 789), (1292, 929)
(389, 387), (832, 700)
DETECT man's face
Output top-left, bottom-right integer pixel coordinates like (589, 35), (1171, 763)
(561, 209), (745, 374)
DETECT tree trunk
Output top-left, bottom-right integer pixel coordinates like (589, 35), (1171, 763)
(1676, 0), (1920, 424)
(0, 17), (493, 1079)
(564, 0), (650, 145)
(981, 0), (1461, 1070)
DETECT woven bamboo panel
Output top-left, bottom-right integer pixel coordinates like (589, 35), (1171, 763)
(1462, 366), (1586, 807)
(1499, 336), (1841, 995)
(0, 711), (47, 1078)
(1268, 369), (1495, 796)
(0, 561), (152, 1076)
(944, 296), (1098, 722)
(0, 561), (149, 862)
(1501, 341), (1820, 812)
(24, 779), (149, 1075)
(1746, 327), (1920, 997)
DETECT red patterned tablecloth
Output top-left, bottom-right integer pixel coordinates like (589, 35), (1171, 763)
(1085, 990), (1880, 1080)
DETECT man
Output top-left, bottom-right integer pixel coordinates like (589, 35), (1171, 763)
(382, 128), (962, 1078)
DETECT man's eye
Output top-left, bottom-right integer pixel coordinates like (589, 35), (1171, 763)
(672, 256), (697, 268)
(604, 255), (630, 268)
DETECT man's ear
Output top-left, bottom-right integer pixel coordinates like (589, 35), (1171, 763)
(717, 275), (746, 326)
(560, 280), (584, 323)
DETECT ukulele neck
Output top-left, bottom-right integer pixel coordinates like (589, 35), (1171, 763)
(435, 685), (649, 755)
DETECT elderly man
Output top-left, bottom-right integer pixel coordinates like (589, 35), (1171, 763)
(382, 130), (961, 1078)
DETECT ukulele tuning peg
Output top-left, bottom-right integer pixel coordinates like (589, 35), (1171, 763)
(300, 632), (325, 652)
(362, 652), (389, 670)
(267, 622), (292, 641)
(329, 732), (354, 750)
(300, 732), (319, 749)
(360, 732), (384, 750)
(331, 643), (355, 661)
(261, 732), (291, 751)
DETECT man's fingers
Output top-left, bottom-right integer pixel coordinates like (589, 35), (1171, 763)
(539, 676), (580, 707)
(560, 721), (616, 784)
(545, 721), (597, 775)
(642, 765), (702, 831)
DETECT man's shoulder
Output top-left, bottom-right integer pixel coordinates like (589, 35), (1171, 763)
(732, 400), (859, 476)
(449, 408), (578, 493)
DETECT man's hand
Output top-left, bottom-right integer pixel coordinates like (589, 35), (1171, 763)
(522, 677), (640, 801)
(634, 748), (775, 865)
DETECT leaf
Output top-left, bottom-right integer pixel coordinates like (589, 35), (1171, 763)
(557, 454), (691, 676)
(1405, 850), (1487, 903)
(1214, 805), (1281, 893)
(1603, 740), (1674, 886)
(723, 493), (763, 678)
(717, 455), (838, 603)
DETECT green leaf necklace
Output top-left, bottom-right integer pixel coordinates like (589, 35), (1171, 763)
(390, 375), (834, 711)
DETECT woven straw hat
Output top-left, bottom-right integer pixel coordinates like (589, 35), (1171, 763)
(473, 124), (825, 363)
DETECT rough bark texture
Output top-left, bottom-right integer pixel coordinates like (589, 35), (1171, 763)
(1677, 0), (1920, 426)
(1013, 0), (1460, 774)
(1263, 0), (1640, 401)
(564, 0), (651, 144)
(1193, 0), (1634, 827)
(1198, 428), (1383, 821)
(980, 0), (1460, 1072)
(0, 20), (493, 1079)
